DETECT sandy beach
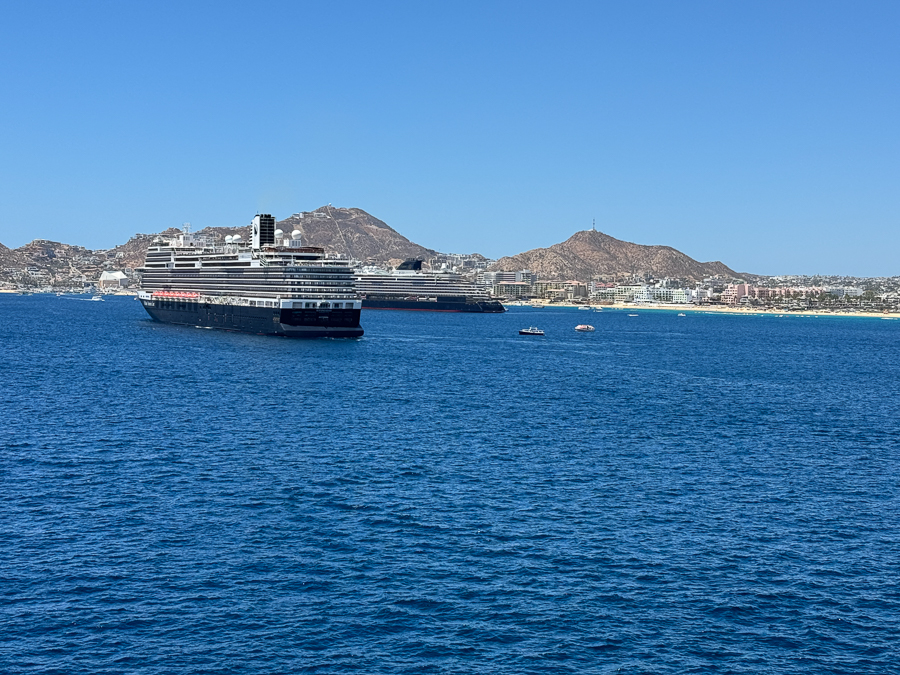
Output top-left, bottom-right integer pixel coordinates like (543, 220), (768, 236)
(510, 300), (900, 319)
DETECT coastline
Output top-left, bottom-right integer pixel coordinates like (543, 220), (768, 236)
(0, 289), (138, 296)
(506, 300), (900, 319)
(5, 292), (898, 319)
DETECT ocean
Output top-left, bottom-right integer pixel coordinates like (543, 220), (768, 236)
(1, 295), (898, 673)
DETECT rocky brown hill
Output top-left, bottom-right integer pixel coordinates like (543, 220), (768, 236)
(490, 229), (745, 282)
(107, 206), (434, 269)
(1, 210), (753, 289)
(0, 238), (110, 287)
(278, 206), (435, 265)
(0, 207), (438, 288)
(108, 229), (189, 271)
(0, 241), (22, 267)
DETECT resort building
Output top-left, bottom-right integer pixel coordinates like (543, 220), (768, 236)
(492, 281), (534, 299)
(721, 283), (753, 305)
(98, 270), (129, 289)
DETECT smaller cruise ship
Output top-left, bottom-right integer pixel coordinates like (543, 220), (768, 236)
(354, 260), (505, 313)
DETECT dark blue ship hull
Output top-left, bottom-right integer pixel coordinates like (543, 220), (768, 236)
(362, 298), (505, 312)
(140, 298), (363, 337)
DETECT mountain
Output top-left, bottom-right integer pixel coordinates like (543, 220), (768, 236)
(0, 207), (438, 288)
(278, 206), (435, 265)
(108, 229), (184, 271)
(0, 238), (104, 287)
(0, 241), (19, 263)
(0, 209), (752, 289)
(489, 229), (746, 282)
(106, 207), (434, 270)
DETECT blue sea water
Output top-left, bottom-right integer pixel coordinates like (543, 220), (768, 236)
(1, 295), (899, 674)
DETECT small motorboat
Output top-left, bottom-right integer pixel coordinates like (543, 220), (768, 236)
(530, 304), (544, 309)
(578, 305), (591, 310)
(628, 313), (638, 317)
(519, 327), (545, 336)
(677, 313), (686, 317)
(90, 295), (104, 301)
(575, 324), (595, 332)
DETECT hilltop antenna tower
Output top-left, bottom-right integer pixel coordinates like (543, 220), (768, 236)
(592, 219), (596, 232)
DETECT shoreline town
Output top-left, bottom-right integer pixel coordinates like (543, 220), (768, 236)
(505, 300), (900, 319)
(4, 214), (899, 321)
(6, 289), (898, 320)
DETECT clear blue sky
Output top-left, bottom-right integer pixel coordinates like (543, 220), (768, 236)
(1, 1), (898, 275)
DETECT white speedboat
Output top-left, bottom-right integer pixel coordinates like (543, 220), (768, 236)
(519, 326), (545, 336)
(575, 324), (595, 332)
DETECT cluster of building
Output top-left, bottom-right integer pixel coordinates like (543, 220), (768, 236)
(477, 270), (716, 304)
(0, 238), (139, 293)
(473, 269), (900, 308)
(715, 283), (900, 307)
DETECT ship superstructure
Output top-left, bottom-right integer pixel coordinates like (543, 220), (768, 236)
(138, 215), (363, 337)
(354, 260), (505, 312)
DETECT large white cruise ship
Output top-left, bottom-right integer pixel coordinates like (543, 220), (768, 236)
(354, 260), (505, 312)
(137, 215), (363, 337)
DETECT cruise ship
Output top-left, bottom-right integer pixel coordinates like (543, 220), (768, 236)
(137, 215), (363, 337)
(354, 260), (505, 312)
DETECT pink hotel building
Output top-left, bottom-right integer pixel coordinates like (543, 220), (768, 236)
(720, 284), (827, 305)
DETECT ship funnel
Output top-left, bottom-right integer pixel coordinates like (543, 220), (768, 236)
(251, 214), (276, 249)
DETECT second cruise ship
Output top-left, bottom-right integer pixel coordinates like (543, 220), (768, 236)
(354, 260), (505, 313)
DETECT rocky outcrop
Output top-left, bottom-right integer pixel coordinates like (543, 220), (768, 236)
(490, 229), (744, 282)
(277, 206), (435, 264)
(0, 239), (106, 287)
(1, 210), (754, 288)
(103, 206), (435, 269)
(0, 206), (439, 287)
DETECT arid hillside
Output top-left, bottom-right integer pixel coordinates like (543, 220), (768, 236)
(490, 229), (745, 282)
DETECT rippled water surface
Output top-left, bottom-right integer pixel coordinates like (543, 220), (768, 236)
(2, 296), (899, 673)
